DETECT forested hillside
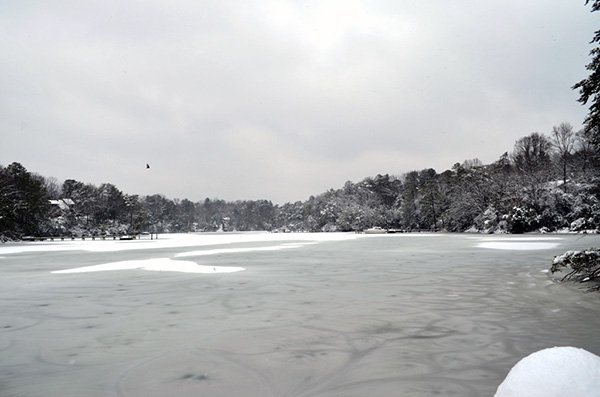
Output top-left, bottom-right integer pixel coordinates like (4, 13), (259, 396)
(1, 124), (599, 240)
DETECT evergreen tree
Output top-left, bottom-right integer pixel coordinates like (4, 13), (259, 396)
(573, 0), (600, 148)
(0, 163), (50, 237)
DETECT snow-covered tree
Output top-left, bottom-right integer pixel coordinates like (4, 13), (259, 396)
(0, 162), (50, 237)
(573, 0), (600, 149)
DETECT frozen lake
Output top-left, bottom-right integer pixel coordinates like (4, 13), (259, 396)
(1, 232), (600, 396)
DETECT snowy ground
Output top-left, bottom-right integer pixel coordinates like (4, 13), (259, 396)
(1, 232), (600, 396)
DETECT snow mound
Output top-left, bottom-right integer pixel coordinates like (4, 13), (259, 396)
(494, 347), (600, 397)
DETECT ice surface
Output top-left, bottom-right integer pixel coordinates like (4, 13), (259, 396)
(494, 347), (600, 397)
(2, 233), (600, 396)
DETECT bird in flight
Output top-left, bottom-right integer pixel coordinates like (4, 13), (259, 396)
(146, 164), (150, 169)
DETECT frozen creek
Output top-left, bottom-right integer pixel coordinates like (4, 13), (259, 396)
(0, 232), (599, 396)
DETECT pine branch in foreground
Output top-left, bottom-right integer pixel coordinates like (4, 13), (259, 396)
(551, 249), (600, 291)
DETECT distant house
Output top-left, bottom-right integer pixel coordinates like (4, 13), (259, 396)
(49, 199), (75, 211)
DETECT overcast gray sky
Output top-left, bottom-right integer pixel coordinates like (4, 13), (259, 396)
(1, 1), (596, 203)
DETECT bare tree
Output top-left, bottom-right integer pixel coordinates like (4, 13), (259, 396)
(511, 133), (554, 205)
(461, 158), (483, 169)
(41, 176), (62, 199)
(551, 122), (576, 187)
(574, 127), (599, 179)
(512, 133), (553, 174)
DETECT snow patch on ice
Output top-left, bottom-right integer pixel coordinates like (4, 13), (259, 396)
(175, 243), (311, 258)
(470, 236), (564, 241)
(0, 232), (361, 255)
(495, 346), (600, 397)
(477, 242), (559, 250)
(52, 258), (245, 274)
(45, 235), (334, 275)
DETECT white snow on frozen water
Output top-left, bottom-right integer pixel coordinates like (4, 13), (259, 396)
(494, 346), (600, 397)
(52, 258), (245, 274)
(471, 237), (564, 241)
(43, 234), (348, 275)
(0, 232), (361, 255)
(477, 241), (560, 250)
(175, 242), (314, 258)
(471, 236), (564, 250)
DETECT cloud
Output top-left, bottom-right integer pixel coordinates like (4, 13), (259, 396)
(0, 0), (596, 203)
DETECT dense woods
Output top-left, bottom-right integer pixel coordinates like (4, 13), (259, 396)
(1, 125), (599, 240)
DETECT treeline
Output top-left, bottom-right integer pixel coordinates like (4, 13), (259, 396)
(1, 123), (599, 240)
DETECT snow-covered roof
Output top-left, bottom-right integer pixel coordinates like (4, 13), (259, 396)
(48, 198), (75, 210)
